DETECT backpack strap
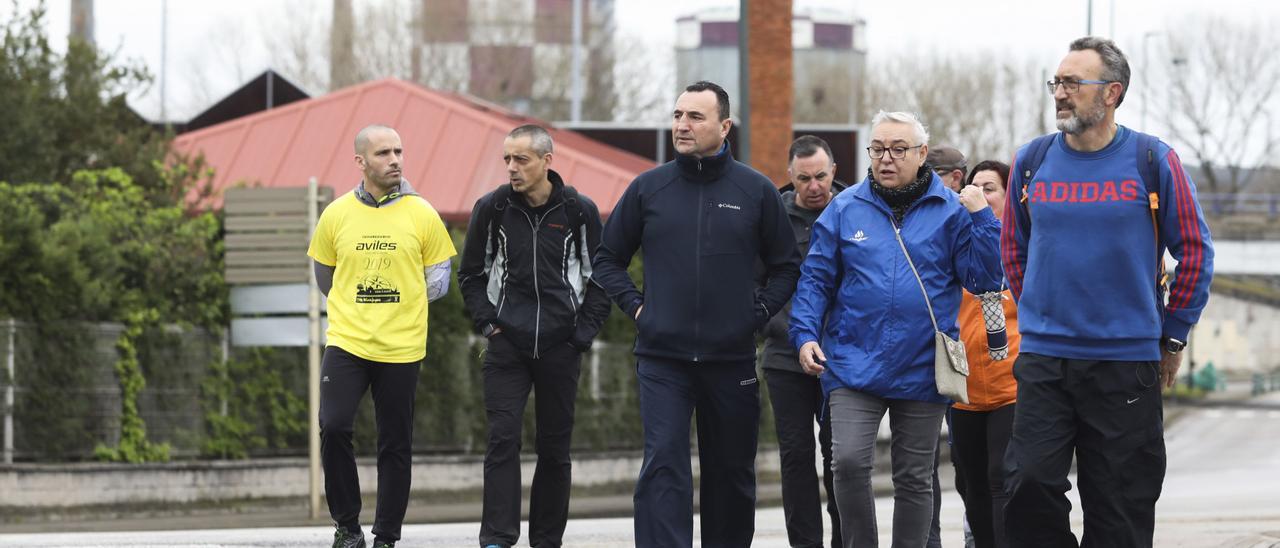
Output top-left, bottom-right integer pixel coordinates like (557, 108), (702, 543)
(487, 184), (513, 259)
(1132, 131), (1168, 304)
(1017, 134), (1058, 226)
(561, 185), (585, 260)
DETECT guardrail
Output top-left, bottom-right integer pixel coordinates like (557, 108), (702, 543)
(1200, 193), (1280, 218)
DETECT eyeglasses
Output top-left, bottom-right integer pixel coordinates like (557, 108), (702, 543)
(866, 145), (922, 160)
(1046, 78), (1112, 94)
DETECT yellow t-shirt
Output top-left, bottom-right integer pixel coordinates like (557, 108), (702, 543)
(307, 192), (456, 362)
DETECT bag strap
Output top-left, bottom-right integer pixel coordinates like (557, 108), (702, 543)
(1132, 131), (1169, 305)
(893, 226), (940, 333)
(1017, 133), (1058, 224)
(486, 184), (513, 259)
(562, 185), (584, 261)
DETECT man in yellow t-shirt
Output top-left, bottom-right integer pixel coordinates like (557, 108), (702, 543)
(307, 124), (456, 548)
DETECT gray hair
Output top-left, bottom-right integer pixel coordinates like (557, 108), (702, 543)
(354, 124), (396, 155)
(870, 110), (930, 146)
(507, 124), (554, 156)
(1069, 36), (1131, 107)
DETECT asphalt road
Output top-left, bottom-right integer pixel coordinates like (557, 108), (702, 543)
(3, 393), (1278, 547)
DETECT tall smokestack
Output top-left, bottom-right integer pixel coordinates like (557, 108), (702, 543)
(70, 0), (94, 46)
(330, 0), (358, 90)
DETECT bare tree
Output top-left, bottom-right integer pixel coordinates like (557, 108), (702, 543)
(858, 52), (1046, 163)
(1149, 15), (1280, 193)
(610, 33), (673, 123)
(261, 0), (330, 93)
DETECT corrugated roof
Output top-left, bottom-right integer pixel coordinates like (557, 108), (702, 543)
(171, 78), (654, 221)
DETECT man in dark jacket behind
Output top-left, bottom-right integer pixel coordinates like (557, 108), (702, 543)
(592, 81), (801, 548)
(459, 124), (612, 548)
(761, 135), (846, 548)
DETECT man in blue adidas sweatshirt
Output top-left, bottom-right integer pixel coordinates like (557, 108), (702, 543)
(592, 81), (801, 547)
(1001, 37), (1214, 547)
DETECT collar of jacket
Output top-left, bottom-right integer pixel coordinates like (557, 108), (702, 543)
(674, 140), (732, 182)
(504, 169), (567, 211)
(355, 178), (419, 207)
(853, 163), (947, 215)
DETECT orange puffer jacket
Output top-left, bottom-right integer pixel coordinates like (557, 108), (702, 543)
(954, 290), (1020, 412)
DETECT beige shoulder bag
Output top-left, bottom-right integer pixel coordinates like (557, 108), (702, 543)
(892, 228), (970, 404)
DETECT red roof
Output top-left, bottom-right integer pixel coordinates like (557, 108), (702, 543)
(171, 78), (654, 221)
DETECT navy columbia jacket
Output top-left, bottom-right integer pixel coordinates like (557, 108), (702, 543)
(592, 144), (801, 362)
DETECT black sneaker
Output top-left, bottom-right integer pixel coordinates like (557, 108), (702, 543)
(332, 526), (366, 548)
(372, 541), (395, 548)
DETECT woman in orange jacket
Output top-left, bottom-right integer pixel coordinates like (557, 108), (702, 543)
(951, 160), (1019, 548)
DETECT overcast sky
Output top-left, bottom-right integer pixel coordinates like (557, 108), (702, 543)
(0, 0), (1272, 122)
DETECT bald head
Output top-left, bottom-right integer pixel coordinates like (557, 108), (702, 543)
(354, 124), (398, 155)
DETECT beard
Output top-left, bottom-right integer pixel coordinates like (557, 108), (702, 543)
(1055, 92), (1107, 135)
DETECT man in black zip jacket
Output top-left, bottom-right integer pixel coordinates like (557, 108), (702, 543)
(592, 81), (801, 547)
(761, 135), (846, 548)
(459, 124), (612, 548)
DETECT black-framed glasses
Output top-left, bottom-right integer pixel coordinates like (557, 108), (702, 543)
(1046, 78), (1112, 94)
(866, 145), (922, 160)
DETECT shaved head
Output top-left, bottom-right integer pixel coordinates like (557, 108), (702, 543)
(354, 124), (397, 155)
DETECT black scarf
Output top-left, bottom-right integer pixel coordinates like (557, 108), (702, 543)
(868, 164), (933, 225)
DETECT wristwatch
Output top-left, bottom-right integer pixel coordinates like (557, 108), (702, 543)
(481, 323), (499, 338)
(1162, 337), (1186, 354)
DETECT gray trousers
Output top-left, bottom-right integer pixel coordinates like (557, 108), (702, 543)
(828, 388), (946, 548)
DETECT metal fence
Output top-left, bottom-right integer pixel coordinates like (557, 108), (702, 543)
(1199, 193), (1280, 218)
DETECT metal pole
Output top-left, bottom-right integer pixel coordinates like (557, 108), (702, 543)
(570, 0), (584, 122)
(655, 126), (667, 164)
(736, 0), (751, 163)
(220, 329), (229, 417)
(1109, 0), (1115, 38)
(1086, 0), (1092, 35)
(160, 0), (168, 122)
(266, 71), (275, 110)
(307, 178), (323, 519)
(4, 318), (15, 464)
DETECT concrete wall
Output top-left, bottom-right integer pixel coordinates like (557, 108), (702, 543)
(1191, 292), (1280, 373)
(1, 451), (782, 509)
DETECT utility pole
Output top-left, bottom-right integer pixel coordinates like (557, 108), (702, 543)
(1086, 0), (1093, 35)
(160, 0), (168, 122)
(570, 0), (584, 122)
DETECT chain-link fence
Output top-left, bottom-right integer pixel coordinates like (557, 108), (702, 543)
(0, 319), (655, 462)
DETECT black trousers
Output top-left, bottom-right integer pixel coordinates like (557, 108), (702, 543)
(951, 404), (1016, 548)
(634, 356), (760, 548)
(763, 368), (841, 548)
(1004, 353), (1165, 548)
(318, 346), (421, 543)
(479, 335), (582, 548)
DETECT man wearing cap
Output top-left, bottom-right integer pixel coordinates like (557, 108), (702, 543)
(928, 146), (967, 192)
